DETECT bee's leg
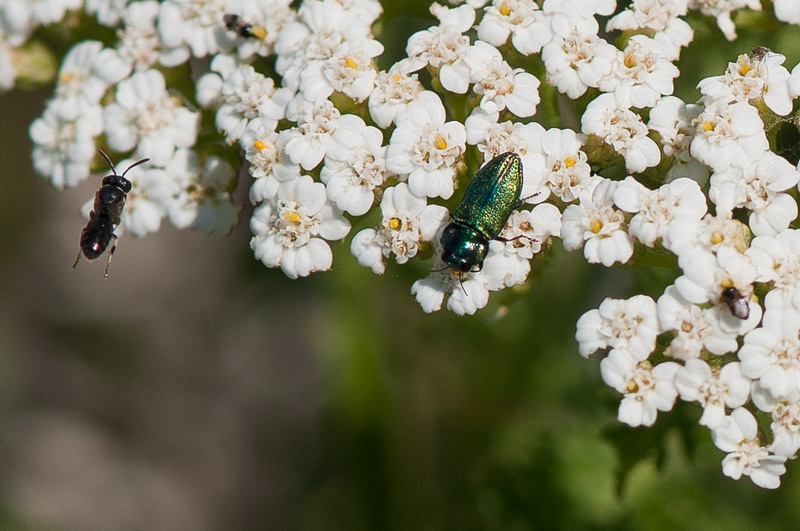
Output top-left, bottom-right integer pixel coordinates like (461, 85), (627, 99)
(104, 234), (119, 279)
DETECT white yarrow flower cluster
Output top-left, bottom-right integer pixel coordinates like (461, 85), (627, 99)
(23, 0), (800, 490)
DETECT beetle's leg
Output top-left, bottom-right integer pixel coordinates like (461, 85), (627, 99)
(496, 234), (535, 244)
(515, 190), (542, 208)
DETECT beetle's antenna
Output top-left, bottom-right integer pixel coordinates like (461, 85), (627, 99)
(430, 264), (468, 295)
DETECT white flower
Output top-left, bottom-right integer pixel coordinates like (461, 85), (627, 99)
(274, 0), (376, 92)
(581, 93), (661, 173)
(698, 50), (793, 116)
(542, 0), (616, 17)
(320, 118), (389, 216)
(0, 0), (82, 46)
(194, 54), (230, 107)
(0, 38), (15, 91)
(687, 0), (761, 41)
(675, 359), (751, 428)
(739, 319), (800, 401)
(404, 4), (474, 92)
(477, 0), (552, 55)
(526, 127), (591, 203)
(674, 247), (757, 312)
(600, 349), (680, 427)
(747, 229), (800, 309)
(166, 151), (240, 233)
(597, 35), (679, 109)
(157, 0), (232, 58)
(30, 100), (104, 189)
(576, 295), (659, 359)
(385, 91), (467, 200)
(244, 118), (300, 203)
(250, 175), (351, 279)
(647, 96), (708, 183)
(667, 213), (750, 257)
(769, 400), (800, 458)
(561, 177), (634, 267)
(55, 41), (123, 107)
(115, 0), (190, 69)
(278, 98), (355, 171)
(607, 0), (692, 59)
(760, 290), (800, 340)
(464, 40), (540, 118)
(299, 37), (383, 102)
(104, 69), (199, 166)
(712, 407), (786, 489)
(774, 0), (800, 24)
(212, 63), (290, 143)
(541, 16), (617, 99)
(709, 152), (800, 236)
(411, 267), (491, 315)
(751, 384), (800, 458)
(613, 177), (707, 248)
(482, 203), (562, 290)
(223, 0), (295, 59)
(86, 0), (128, 26)
(119, 159), (173, 238)
(658, 285), (758, 359)
(690, 101), (768, 173)
(368, 64), (424, 128)
(350, 183), (448, 274)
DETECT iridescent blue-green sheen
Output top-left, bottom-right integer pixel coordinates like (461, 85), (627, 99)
(440, 152), (523, 273)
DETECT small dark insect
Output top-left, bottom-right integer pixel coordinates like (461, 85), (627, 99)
(223, 13), (266, 40)
(720, 286), (750, 320)
(72, 151), (149, 278)
(751, 46), (771, 61)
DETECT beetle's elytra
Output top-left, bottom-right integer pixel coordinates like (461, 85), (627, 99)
(440, 152), (523, 274)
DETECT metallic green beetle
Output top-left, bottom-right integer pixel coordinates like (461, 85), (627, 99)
(440, 152), (523, 274)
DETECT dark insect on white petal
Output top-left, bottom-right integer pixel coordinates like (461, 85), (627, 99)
(720, 286), (750, 320)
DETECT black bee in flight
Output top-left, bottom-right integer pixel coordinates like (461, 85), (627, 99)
(72, 150), (149, 278)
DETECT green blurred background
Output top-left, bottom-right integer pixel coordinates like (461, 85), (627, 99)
(3, 4), (800, 529)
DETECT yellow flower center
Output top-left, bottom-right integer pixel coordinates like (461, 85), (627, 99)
(388, 217), (402, 230)
(253, 140), (267, 150)
(283, 211), (301, 223)
(624, 53), (636, 68)
(590, 219), (603, 233)
(564, 157), (575, 168)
